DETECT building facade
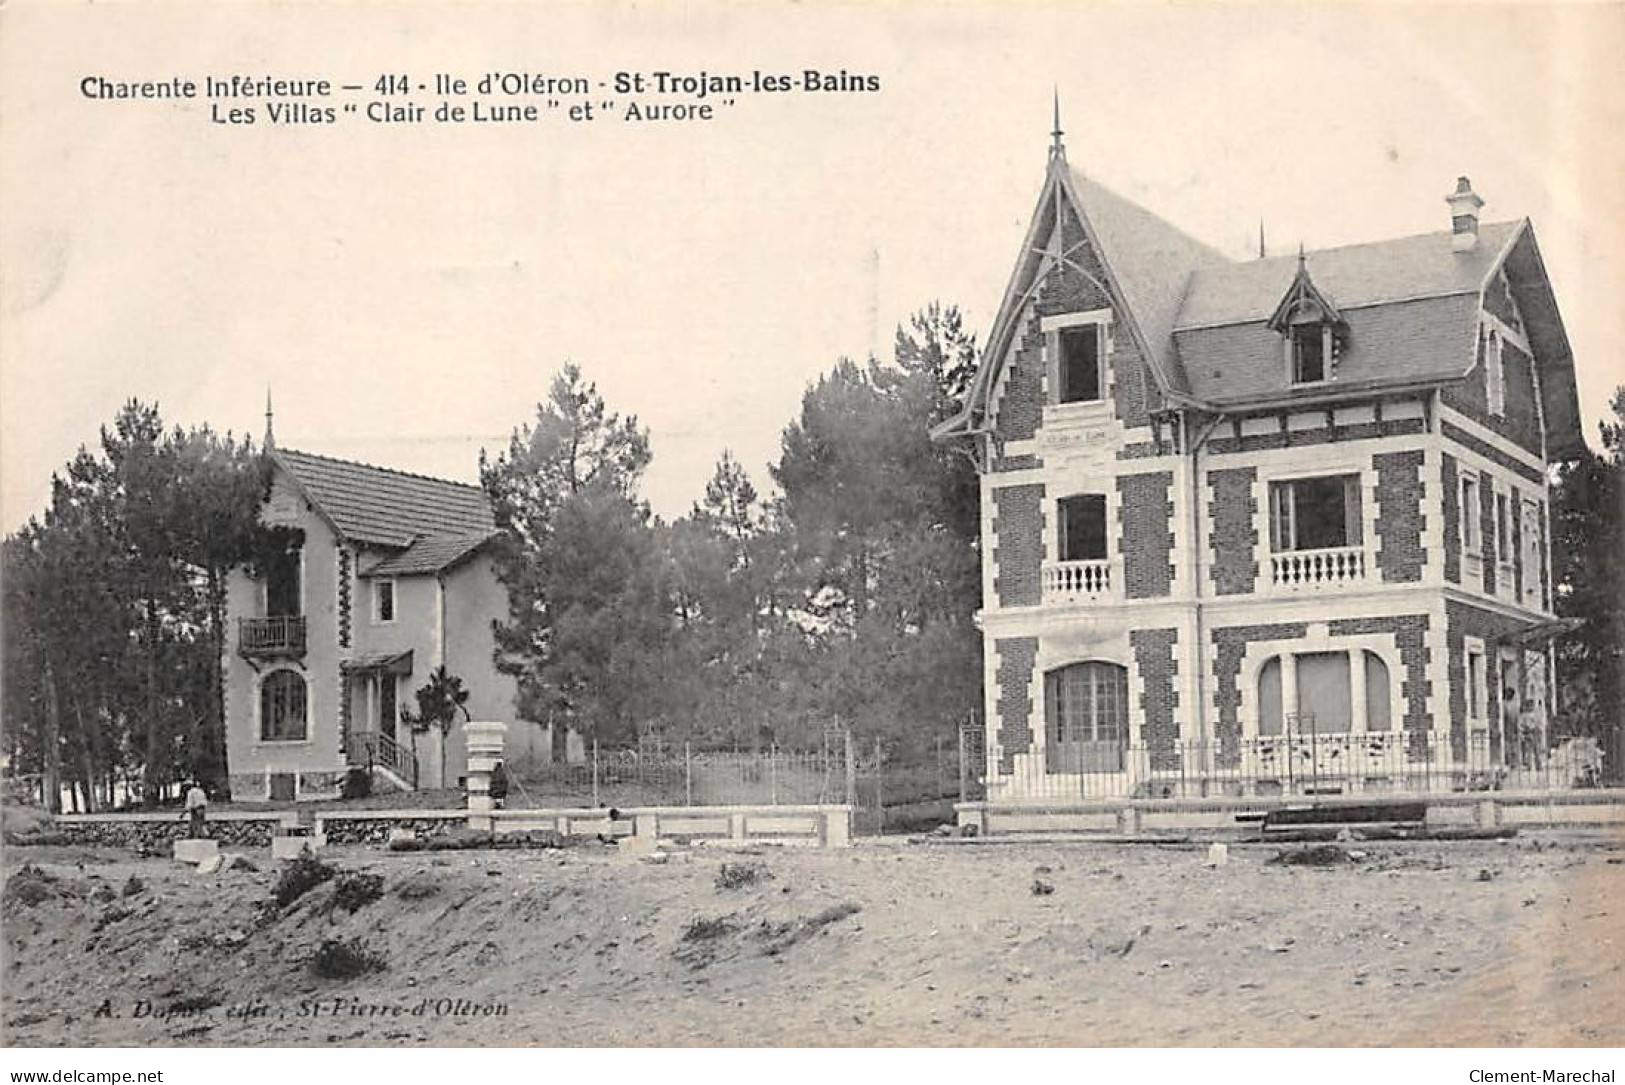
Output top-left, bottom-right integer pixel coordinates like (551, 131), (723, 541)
(223, 440), (559, 800)
(934, 136), (1583, 801)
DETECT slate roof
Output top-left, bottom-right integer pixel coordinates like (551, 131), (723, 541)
(273, 448), (495, 549)
(362, 530), (496, 577)
(1067, 169), (1232, 392)
(1176, 221), (1521, 330)
(937, 161), (1579, 456)
(1176, 293), (1480, 406)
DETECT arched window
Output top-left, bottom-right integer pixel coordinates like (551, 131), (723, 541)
(1364, 651), (1391, 731)
(261, 670), (308, 742)
(1045, 661), (1128, 773)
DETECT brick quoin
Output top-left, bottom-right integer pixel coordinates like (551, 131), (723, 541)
(1539, 500), (1550, 611)
(1510, 481), (1524, 600)
(994, 310), (1045, 450)
(992, 484), (1045, 607)
(1118, 470), (1175, 598)
(1208, 467), (1258, 596)
(994, 637), (1038, 774)
(1373, 450), (1427, 583)
(1130, 628), (1180, 771)
(1480, 473), (1498, 594)
(1325, 616), (1433, 750)
(1442, 453), (1461, 584)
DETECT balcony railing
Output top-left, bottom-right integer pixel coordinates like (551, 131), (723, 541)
(1270, 545), (1366, 590)
(238, 615), (307, 658)
(1042, 559), (1112, 603)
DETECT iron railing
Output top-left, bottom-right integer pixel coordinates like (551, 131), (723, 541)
(237, 615), (307, 658)
(346, 730), (420, 789)
(970, 727), (1607, 802)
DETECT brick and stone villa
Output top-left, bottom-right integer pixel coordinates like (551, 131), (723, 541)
(933, 121), (1583, 801)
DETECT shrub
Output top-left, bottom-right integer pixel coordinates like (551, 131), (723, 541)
(271, 855), (336, 908)
(681, 916), (736, 942)
(715, 862), (771, 890)
(327, 871), (384, 913)
(308, 937), (387, 979)
(340, 768), (372, 801)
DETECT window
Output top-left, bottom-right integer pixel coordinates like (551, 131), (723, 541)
(1270, 475), (1360, 551)
(1461, 475), (1481, 553)
(260, 670), (308, 742)
(1058, 324), (1102, 404)
(1466, 643), (1487, 722)
(378, 675), (398, 736)
(374, 579), (396, 623)
(1521, 499), (1543, 606)
(1044, 662), (1128, 773)
(1057, 494), (1107, 562)
(266, 545), (302, 617)
(1291, 325), (1328, 384)
(1496, 492), (1512, 566)
(1486, 330), (1506, 417)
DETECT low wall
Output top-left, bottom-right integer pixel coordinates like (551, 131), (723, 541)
(314, 810), (468, 845)
(492, 804), (852, 848)
(53, 811), (298, 849)
(957, 788), (1625, 837)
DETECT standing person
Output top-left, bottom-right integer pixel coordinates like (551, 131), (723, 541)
(183, 780), (208, 838)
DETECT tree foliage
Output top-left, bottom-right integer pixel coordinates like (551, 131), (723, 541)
(1, 401), (264, 810)
(1551, 385), (1625, 765)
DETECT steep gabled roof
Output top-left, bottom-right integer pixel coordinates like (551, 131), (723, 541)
(272, 448), (495, 548)
(936, 158), (1582, 458)
(935, 160), (1229, 438)
(1063, 169), (1232, 393)
(361, 530), (496, 577)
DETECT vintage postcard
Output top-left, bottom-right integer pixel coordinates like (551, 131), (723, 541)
(2, 0), (1622, 1068)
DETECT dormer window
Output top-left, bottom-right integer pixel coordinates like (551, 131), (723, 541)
(1291, 325), (1329, 385)
(1267, 249), (1346, 388)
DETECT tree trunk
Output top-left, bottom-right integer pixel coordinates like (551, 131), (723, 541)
(72, 699), (101, 813)
(43, 662), (63, 815)
(549, 714), (569, 763)
(142, 598), (162, 806)
(205, 567), (231, 797)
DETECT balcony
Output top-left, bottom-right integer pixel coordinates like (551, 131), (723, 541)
(1269, 546), (1367, 592)
(238, 615), (307, 659)
(1042, 559), (1112, 603)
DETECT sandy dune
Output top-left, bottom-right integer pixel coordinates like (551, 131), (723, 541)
(4, 833), (1622, 1047)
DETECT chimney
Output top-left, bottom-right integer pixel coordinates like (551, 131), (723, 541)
(1446, 176), (1484, 252)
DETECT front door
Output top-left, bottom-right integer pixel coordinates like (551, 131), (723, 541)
(379, 674), (399, 744)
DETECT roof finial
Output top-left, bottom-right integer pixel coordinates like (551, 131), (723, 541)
(1258, 219), (1266, 260)
(1049, 87), (1065, 161)
(264, 386), (276, 452)
(1297, 242), (1306, 271)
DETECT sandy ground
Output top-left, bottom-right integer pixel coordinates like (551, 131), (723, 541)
(3, 832), (1623, 1047)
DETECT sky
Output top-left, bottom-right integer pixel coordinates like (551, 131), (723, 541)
(3, 2), (1622, 531)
